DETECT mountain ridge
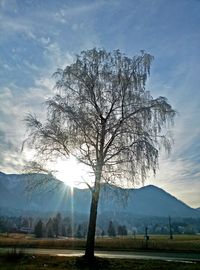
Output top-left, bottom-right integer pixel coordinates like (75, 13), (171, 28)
(0, 172), (199, 218)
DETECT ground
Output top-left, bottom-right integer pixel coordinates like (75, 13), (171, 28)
(0, 253), (200, 270)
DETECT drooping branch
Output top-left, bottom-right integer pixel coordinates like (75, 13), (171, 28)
(24, 48), (176, 186)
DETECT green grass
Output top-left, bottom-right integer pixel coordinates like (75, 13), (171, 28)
(0, 253), (200, 270)
(0, 234), (200, 253)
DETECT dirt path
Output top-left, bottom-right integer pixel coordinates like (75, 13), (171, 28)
(0, 247), (199, 263)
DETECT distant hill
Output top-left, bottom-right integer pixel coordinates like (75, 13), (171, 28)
(0, 172), (199, 219)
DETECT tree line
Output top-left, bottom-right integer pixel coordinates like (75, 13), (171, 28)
(34, 214), (128, 238)
(1, 214), (200, 236)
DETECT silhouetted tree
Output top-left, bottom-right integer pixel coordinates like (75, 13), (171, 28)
(108, 221), (116, 237)
(76, 224), (82, 238)
(34, 220), (43, 238)
(117, 225), (127, 236)
(169, 216), (173, 239)
(53, 213), (62, 237)
(101, 229), (105, 238)
(61, 224), (67, 237)
(21, 217), (29, 228)
(24, 48), (176, 258)
(66, 224), (73, 237)
(46, 218), (54, 238)
(144, 226), (149, 249)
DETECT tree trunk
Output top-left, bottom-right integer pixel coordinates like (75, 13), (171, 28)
(84, 172), (101, 259)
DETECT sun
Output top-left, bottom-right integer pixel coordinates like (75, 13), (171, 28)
(23, 150), (91, 188)
(54, 156), (92, 188)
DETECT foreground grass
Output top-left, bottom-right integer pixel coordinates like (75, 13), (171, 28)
(0, 234), (200, 253)
(0, 253), (200, 270)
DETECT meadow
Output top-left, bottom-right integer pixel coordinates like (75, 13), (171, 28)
(0, 233), (200, 253)
(0, 234), (200, 269)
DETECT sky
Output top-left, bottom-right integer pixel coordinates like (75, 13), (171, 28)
(0, 0), (200, 208)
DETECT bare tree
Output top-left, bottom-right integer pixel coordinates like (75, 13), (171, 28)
(24, 48), (176, 259)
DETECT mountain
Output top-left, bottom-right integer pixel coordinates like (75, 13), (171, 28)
(0, 172), (199, 219)
(98, 184), (199, 218)
(0, 172), (91, 214)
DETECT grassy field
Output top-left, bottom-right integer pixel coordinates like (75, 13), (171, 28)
(0, 252), (200, 270)
(0, 235), (200, 269)
(0, 233), (200, 253)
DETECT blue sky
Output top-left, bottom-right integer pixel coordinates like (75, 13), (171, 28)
(0, 0), (200, 207)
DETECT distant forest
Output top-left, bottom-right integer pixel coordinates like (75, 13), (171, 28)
(1, 213), (200, 238)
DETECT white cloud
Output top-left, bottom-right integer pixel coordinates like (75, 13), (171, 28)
(43, 42), (74, 69)
(54, 1), (106, 19)
(0, 74), (56, 172)
(0, 0), (199, 208)
(0, 14), (33, 39)
(144, 41), (200, 207)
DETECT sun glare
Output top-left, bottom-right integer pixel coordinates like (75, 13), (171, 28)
(54, 156), (92, 188)
(23, 149), (91, 188)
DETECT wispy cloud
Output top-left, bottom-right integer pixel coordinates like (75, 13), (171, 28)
(146, 41), (200, 207)
(147, 156), (200, 208)
(0, 0), (199, 207)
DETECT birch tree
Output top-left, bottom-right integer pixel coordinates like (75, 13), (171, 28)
(24, 48), (176, 259)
